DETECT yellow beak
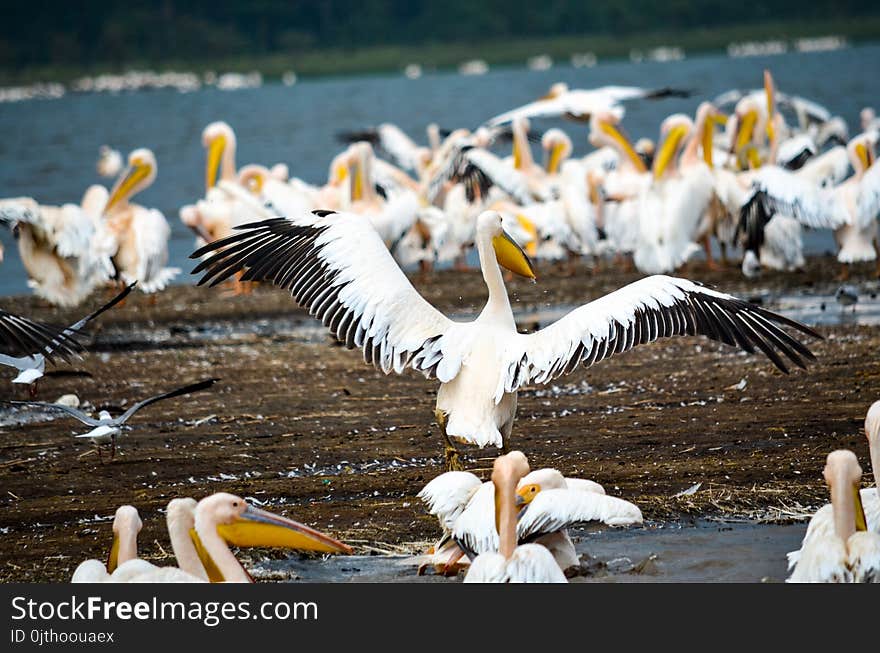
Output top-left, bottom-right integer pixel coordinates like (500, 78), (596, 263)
(734, 110), (758, 154)
(106, 163), (150, 212)
(855, 143), (872, 171)
(216, 504), (352, 554)
(515, 214), (539, 258)
(351, 160), (364, 201)
(702, 116), (721, 168)
(106, 534), (120, 573)
(545, 143), (564, 174)
(854, 484), (868, 532)
(599, 120), (647, 173)
(206, 135), (226, 191)
(492, 228), (536, 280)
(654, 124), (689, 180)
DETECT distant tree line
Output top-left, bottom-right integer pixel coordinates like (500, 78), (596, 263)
(3, 0), (877, 68)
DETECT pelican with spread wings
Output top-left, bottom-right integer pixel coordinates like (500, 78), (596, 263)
(193, 209), (819, 469)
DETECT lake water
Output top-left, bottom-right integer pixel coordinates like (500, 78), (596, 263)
(1, 43), (878, 297)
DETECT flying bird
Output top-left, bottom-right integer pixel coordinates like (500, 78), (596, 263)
(0, 282), (134, 393)
(10, 377), (218, 459)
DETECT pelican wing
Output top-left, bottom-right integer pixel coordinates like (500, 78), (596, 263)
(518, 488), (643, 540)
(501, 275), (820, 395)
(192, 212), (455, 376)
(417, 471), (483, 531)
(746, 167), (848, 230)
(857, 163), (880, 229)
(116, 378), (218, 425)
(452, 482), (498, 556)
(439, 148), (534, 205)
(0, 311), (84, 362)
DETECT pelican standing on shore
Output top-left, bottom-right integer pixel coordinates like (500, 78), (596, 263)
(194, 209), (820, 469)
(104, 148), (179, 293)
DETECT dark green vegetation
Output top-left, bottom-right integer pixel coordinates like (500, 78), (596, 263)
(1, 2), (879, 84)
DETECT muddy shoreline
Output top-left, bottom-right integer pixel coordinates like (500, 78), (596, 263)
(1, 255), (878, 582)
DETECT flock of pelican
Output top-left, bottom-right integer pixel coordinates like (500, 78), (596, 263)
(3, 69), (879, 310)
(1, 70), (879, 583)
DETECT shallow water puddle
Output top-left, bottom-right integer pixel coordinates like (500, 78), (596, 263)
(256, 520), (806, 583)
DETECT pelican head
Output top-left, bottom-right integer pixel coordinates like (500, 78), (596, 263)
(107, 505), (142, 573)
(105, 148), (157, 213)
(654, 114), (693, 180)
(477, 210), (536, 280)
(516, 468), (567, 506)
(541, 82), (569, 100)
(695, 102), (725, 168)
(203, 121), (236, 191)
(847, 133), (876, 175)
(541, 129), (572, 174)
(731, 97), (764, 157)
(239, 164), (271, 194)
(823, 450), (868, 537)
(197, 492), (352, 554)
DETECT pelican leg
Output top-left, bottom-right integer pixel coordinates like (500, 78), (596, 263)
(719, 242), (729, 266)
(28, 381), (37, 399)
(837, 263), (850, 282)
(435, 409), (462, 471)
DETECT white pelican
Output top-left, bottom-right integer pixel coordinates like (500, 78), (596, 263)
(486, 82), (689, 127)
(421, 463), (629, 573)
(787, 450), (880, 583)
(0, 197), (113, 306)
(588, 111), (650, 264)
(634, 110), (715, 274)
(12, 378), (217, 459)
(463, 452), (567, 583)
(104, 148), (179, 293)
(96, 146), (123, 179)
(73, 493), (351, 583)
(831, 133), (880, 277)
(0, 283), (132, 392)
(344, 142), (421, 245)
(203, 121), (238, 192)
(193, 209), (819, 468)
(452, 462), (641, 570)
(787, 401), (880, 571)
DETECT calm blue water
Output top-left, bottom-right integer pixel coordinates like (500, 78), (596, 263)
(2, 44), (878, 297)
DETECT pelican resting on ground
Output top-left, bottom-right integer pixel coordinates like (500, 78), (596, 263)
(0, 282), (133, 393)
(787, 450), (880, 583)
(72, 493), (351, 582)
(463, 451), (567, 583)
(787, 400), (880, 570)
(419, 462), (637, 574)
(10, 377), (217, 459)
(193, 209), (820, 470)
